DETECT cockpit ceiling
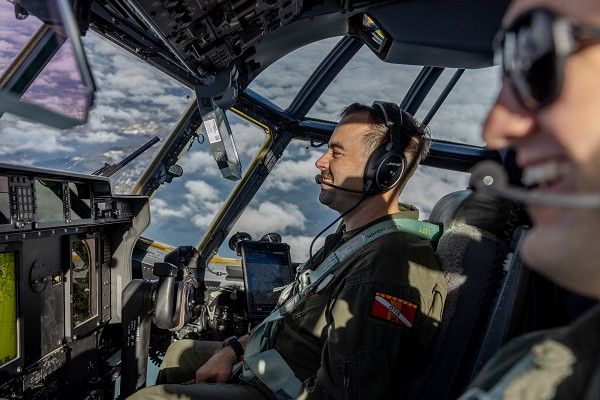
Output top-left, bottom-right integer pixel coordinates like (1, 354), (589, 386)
(92, 0), (510, 86)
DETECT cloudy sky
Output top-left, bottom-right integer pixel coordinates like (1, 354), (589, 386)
(0, 1), (501, 262)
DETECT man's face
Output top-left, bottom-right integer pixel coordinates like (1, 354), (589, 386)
(483, 0), (600, 298)
(315, 113), (373, 213)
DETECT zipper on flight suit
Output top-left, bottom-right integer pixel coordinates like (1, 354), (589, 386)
(292, 295), (329, 319)
(343, 362), (352, 399)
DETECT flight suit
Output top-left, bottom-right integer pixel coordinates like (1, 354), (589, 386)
(129, 212), (446, 400)
(461, 303), (600, 400)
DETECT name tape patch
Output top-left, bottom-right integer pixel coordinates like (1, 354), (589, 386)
(370, 292), (417, 328)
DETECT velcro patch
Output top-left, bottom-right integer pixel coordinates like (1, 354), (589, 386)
(370, 292), (417, 328)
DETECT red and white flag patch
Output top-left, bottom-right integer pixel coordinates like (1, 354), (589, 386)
(370, 291), (417, 328)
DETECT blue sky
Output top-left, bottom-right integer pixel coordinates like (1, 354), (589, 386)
(0, 2), (501, 262)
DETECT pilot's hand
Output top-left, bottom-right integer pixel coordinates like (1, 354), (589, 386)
(195, 346), (237, 383)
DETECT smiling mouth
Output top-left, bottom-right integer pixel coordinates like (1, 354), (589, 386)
(320, 175), (334, 184)
(521, 159), (571, 187)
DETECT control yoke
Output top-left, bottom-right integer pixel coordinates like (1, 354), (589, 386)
(120, 246), (199, 397)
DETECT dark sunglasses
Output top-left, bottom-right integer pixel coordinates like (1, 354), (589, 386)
(494, 8), (600, 110)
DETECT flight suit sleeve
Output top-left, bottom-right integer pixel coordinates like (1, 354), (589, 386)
(298, 241), (445, 400)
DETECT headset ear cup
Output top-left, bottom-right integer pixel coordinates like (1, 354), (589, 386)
(375, 152), (405, 191)
(364, 147), (406, 194)
(363, 146), (387, 194)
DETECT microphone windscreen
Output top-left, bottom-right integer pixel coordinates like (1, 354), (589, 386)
(468, 160), (508, 190)
(315, 175), (323, 184)
(468, 160), (600, 208)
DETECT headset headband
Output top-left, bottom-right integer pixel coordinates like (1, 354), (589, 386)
(371, 101), (405, 152)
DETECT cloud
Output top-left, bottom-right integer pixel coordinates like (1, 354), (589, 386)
(151, 198), (193, 218)
(190, 205), (224, 228)
(73, 131), (122, 143)
(0, 124), (73, 155)
(184, 180), (222, 202)
(420, 67), (501, 145)
(150, 180), (224, 230)
(249, 37), (341, 107)
(225, 120), (266, 157)
(401, 166), (470, 219)
(1, 4), (42, 66)
(179, 150), (221, 176)
(283, 234), (326, 262)
(231, 201), (307, 238)
(265, 156), (317, 191)
(180, 118), (265, 179)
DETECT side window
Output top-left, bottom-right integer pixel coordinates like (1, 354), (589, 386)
(402, 165), (470, 219)
(415, 67), (502, 146)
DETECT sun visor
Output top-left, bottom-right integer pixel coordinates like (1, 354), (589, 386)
(0, 0), (95, 129)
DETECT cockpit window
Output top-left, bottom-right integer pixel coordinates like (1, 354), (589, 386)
(306, 46), (422, 120)
(402, 165), (470, 217)
(143, 111), (267, 247)
(216, 139), (336, 262)
(248, 37), (340, 110)
(415, 66), (502, 146)
(0, 30), (194, 194)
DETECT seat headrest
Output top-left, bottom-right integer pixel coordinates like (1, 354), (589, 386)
(428, 189), (514, 235)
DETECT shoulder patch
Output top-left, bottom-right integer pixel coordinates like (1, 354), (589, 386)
(370, 291), (417, 328)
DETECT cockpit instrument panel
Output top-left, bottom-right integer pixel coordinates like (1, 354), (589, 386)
(0, 164), (149, 399)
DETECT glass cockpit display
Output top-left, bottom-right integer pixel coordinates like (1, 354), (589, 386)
(71, 238), (96, 327)
(0, 251), (17, 367)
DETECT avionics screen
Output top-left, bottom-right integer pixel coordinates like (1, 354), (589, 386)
(71, 237), (97, 327)
(241, 242), (292, 318)
(0, 251), (17, 366)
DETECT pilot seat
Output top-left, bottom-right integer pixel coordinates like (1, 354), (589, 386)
(400, 188), (522, 399)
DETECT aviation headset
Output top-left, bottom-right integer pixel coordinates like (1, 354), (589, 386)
(363, 101), (414, 195)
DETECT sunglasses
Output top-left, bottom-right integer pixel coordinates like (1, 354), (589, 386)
(494, 8), (600, 110)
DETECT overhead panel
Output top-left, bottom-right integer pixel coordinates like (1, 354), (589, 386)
(123, 0), (304, 77)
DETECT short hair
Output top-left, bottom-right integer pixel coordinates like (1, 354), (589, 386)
(338, 103), (431, 183)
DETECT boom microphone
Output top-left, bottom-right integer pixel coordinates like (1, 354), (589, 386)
(469, 160), (600, 209)
(315, 175), (365, 193)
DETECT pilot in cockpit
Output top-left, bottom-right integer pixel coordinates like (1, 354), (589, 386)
(128, 102), (447, 399)
(459, 0), (600, 398)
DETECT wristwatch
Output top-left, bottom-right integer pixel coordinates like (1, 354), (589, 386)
(222, 335), (244, 362)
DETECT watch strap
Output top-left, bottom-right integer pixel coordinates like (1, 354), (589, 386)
(223, 336), (244, 362)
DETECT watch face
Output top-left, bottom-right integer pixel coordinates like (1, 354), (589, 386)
(223, 336), (237, 346)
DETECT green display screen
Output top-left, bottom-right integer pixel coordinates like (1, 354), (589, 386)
(0, 252), (17, 366)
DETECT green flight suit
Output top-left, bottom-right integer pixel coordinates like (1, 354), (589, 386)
(461, 303), (600, 400)
(129, 212), (446, 400)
